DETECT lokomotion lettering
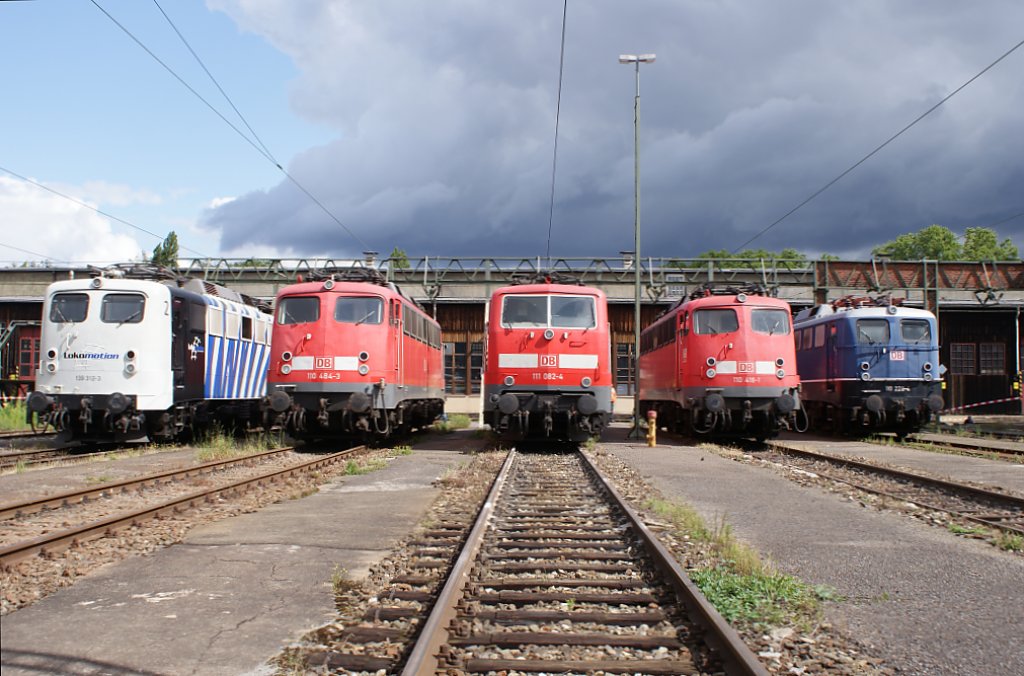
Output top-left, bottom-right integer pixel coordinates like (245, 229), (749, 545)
(63, 351), (119, 360)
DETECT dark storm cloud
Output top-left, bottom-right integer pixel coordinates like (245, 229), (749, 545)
(205, 0), (1024, 261)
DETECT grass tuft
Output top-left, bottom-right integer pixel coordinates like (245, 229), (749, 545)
(996, 531), (1023, 552)
(0, 402), (29, 431)
(689, 566), (828, 630)
(434, 413), (472, 433)
(193, 426), (282, 463)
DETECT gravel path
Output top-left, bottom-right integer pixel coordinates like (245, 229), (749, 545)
(602, 427), (1024, 676)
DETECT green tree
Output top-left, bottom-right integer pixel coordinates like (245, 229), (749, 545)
(151, 231), (179, 268)
(962, 227), (1019, 261)
(872, 224), (961, 260)
(388, 246), (410, 269)
(697, 247), (808, 262)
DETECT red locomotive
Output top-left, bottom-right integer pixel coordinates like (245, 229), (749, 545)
(483, 279), (613, 441)
(265, 270), (444, 441)
(639, 284), (803, 440)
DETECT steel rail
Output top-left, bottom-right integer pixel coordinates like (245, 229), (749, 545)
(0, 445), (365, 569)
(766, 441), (1024, 535)
(579, 450), (769, 676)
(401, 448), (516, 675)
(0, 447), (298, 520)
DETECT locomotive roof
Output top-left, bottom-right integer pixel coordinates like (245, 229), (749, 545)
(275, 279), (432, 315)
(794, 304), (935, 325)
(491, 283), (605, 298)
(647, 292), (790, 327)
(44, 277), (270, 315)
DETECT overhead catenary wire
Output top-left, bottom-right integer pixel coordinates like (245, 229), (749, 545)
(735, 37), (1024, 253)
(544, 0), (569, 268)
(0, 241), (56, 262)
(91, 0), (371, 252)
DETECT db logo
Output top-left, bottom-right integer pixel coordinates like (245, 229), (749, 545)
(890, 350), (905, 361)
(739, 362), (754, 373)
(540, 355), (558, 367)
(314, 357), (332, 369)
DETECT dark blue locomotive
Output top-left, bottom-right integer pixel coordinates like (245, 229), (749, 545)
(793, 296), (944, 437)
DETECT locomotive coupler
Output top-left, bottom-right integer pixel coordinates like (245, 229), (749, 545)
(317, 398), (330, 427)
(894, 399), (906, 423)
(646, 410), (657, 447)
(742, 400), (752, 426)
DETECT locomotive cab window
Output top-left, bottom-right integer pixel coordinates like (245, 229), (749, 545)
(856, 319), (889, 345)
(693, 309), (738, 335)
(50, 293), (89, 323)
(550, 296), (596, 329)
(502, 296), (547, 327)
(751, 309), (791, 335)
(278, 296), (320, 325)
(335, 296), (383, 325)
(900, 319), (931, 344)
(101, 293), (145, 324)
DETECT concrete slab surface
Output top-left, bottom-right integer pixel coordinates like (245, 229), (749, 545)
(1, 432), (479, 676)
(602, 425), (1024, 676)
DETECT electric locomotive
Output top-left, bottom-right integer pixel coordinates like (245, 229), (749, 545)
(639, 284), (802, 440)
(483, 279), (612, 441)
(265, 270), (444, 441)
(793, 296), (943, 436)
(27, 269), (272, 442)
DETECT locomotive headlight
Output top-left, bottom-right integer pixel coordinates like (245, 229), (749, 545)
(90, 277), (103, 289)
(124, 363), (137, 375)
(775, 358), (785, 367)
(923, 362), (932, 372)
(543, 328), (555, 340)
(504, 375), (515, 386)
(47, 348), (57, 360)
(736, 293), (747, 303)
(860, 371), (872, 381)
(46, 362), (57, 373)
(923, 372), (933, 381)
(280, 364), (292, 375)
(705, 368), (716, 379)
(581, 376), (592, 387)
(358, 351), (369, 362)
(281, 351), (292, 362)
(358, 364), (370, 375)
(776, 368), (786, 379)
(860, 361), (870, 371)
(323, 279), (335, 290)
(706, 357), (716, 367)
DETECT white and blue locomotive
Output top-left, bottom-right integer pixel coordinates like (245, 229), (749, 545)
(794, 296), (944, 437)
(27, 272), (272, 442)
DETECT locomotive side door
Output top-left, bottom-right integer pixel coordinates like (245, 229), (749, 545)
(826, 323), (837, 393)
(171, 297), (186, 395)
(392, 300), (403, 384)
(677, 311), (689, 390)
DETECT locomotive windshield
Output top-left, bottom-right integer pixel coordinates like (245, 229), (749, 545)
(277, 297), (320, 325)
(751, 309), (791, 335)
(501, 295), (596, 329)
(49, 293), (89, 323)
(101, 293), (145, 324)
(900, 319), (931, 344)
(693, 309), (738, 335)
(335, 297), (383, 325)
(856, 319), (890, 345)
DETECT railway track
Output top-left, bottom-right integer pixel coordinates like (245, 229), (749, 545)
(902, 431), (1024, 459)
(0, 446), (99, 470)
(765, 440), (1024, 537)
(0, 445), (366, 570)
(307, 449), (766, 675)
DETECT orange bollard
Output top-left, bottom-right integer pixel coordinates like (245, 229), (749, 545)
(646, 409), (657, 447)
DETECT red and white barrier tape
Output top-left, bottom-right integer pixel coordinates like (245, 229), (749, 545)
(943, 395), (1023, 413)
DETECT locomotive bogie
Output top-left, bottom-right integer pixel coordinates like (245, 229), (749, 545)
(265, 278), (445, 441)
(483, 284), (613, 442)
(28, 277), (271, 442)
